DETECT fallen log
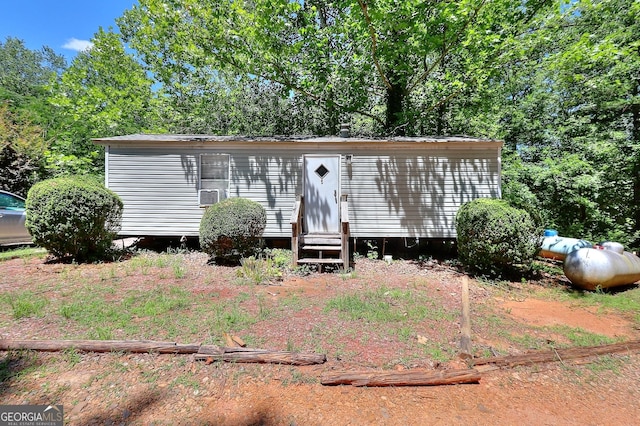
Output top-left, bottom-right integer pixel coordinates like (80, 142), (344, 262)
(0, 339), (201, 354)
(0, 339), (327, 365)
(195, 346), (327, 366)
(321, 368), (481, 387)
(473, 339), (640, 368)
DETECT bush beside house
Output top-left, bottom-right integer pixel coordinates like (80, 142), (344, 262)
(200, 197), (267, 264)
(25, 176), (123, 262)
(455, 198), (541, 276)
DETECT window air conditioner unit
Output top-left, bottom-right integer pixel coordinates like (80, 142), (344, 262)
(199, 189), (219, 206)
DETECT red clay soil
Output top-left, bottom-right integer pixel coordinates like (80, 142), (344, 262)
(1, 253), (639, 425)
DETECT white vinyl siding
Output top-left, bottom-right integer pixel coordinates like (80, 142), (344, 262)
(101, 137), (501, 239)
(342, 149), (500, 238)
(107, 147), (302, 237)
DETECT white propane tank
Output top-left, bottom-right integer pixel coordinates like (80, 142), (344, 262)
(563, 246), (640, 290)
(539, 229), (592, 261)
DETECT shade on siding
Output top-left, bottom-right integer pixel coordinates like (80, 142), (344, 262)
(97, 135), (502, 239)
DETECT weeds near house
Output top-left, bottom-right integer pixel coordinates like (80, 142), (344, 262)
(172, 263), (186, 279)
(264, 248), (292, 269)
(236, 255), (283, 285)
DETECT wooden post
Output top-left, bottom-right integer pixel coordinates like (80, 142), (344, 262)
(340, 194), (349, 270)
(459, 277), (472, 358)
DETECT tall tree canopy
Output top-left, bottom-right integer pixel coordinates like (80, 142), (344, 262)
(497, 0), (640, 244)
(118, 0), (549, 135)
(49, 28), (158, 174)
(0, 37), (65, 194)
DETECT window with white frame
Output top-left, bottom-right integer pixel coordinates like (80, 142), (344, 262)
(199, 154), (230, 206)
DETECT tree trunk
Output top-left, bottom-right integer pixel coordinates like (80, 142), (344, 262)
(385, 79), (405, 135)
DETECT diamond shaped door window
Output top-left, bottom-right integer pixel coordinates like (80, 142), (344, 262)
(315, 164), (330, 183)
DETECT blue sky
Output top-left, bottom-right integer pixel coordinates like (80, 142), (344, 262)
(0, 0), (138, 62)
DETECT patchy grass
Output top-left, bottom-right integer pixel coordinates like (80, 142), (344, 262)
(0, 246), (46, 262)
(547, 325), (619, 347)
(2, 252), (640, 424)
(1, 291), (48, 319)
(324, 286), (454, 323)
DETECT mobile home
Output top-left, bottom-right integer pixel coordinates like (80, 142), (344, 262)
(94, 134), (502, 265)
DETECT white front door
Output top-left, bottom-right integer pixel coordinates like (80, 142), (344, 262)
(304, 155), (340, 234)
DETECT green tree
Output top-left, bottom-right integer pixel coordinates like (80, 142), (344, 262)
(0, 38), (66, 193)
(0, 37), (65, 100)
(49, 28), (158, 174)
(0, 103), (48, 196)
(547, 0), (640, 239)
(118, 0), (549, 135)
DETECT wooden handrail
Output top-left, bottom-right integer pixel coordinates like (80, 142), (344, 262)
(291, 195), (303, 266)
(290, 197), (302, 225)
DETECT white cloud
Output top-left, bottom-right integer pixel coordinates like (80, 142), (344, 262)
(62, 38), (94, 52)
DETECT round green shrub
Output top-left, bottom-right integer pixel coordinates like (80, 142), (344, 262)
(25, 176), (123, 262)
(455, 198), (541, 275)
(199, 197), (267, 263)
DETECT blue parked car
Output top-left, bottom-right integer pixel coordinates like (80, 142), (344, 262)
(0, 190), (32, 245)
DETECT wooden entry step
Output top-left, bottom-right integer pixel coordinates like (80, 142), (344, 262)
(301, 235), (341, 244)
(297, 258), (344, 264)
(301, 245), (342, 251)
(290, 196), (350, 270)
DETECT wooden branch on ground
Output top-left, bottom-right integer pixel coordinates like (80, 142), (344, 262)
(473, 339), (640, 368)
(0, 339), (202, 354)
(0, 339), (327, 366)
(321, 368), (481, 387)
(195, 346), (327, 366)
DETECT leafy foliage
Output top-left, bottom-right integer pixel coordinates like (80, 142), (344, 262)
(48, 28), (158, 175)
(0, 103), (49, 196)
(199, 198), (267, 264)
(0, 38), (64, 194)
(118, 0), (547, 135)
(25, 176), (123, 262)
(0, 37), (65, 99)
(455, 198), (541, 276)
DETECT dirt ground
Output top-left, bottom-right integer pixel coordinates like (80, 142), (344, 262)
(1, 251), (640, 425)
